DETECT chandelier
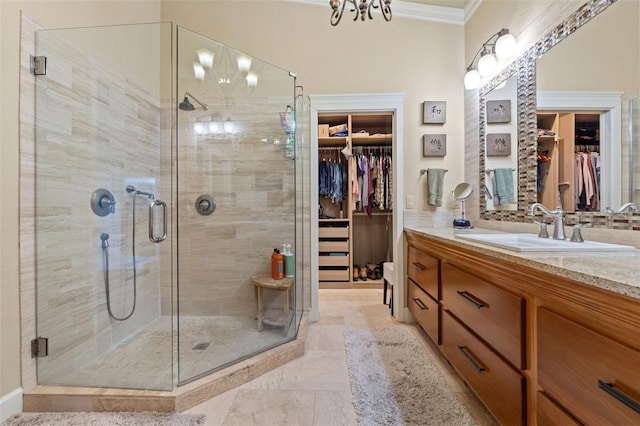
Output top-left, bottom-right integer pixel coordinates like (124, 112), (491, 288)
(329, 0), (392, 26)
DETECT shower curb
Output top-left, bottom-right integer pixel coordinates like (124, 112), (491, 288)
(22, 314), (308, 413)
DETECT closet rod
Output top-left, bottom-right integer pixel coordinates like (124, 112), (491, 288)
(318, 147), (344, 151)
(352, 145), (392, 150)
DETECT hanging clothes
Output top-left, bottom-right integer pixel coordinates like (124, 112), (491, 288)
(318, 150), (346, 203)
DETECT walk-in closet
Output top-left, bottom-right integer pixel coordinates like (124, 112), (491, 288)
(317, 112), (394, 289)
(537, 112), (601, 212)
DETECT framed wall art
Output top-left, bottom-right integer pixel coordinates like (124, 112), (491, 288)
(423, 134), (447, 157)
(486, 133), (511, 156)
(423, 101), (446, 124)
(486, 100), (511, 124)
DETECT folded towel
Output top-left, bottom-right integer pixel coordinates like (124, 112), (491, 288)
(426, 168), (446, 207)
(493, 168), (515, 205)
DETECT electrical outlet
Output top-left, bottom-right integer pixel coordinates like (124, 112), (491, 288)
(406, 195), (415, 209)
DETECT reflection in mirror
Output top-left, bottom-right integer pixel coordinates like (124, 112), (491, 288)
(480, 0), (640, 230)
(453, 182), (473, 228)
(536, 0), (637, 213)
(483, 74), (518, 211)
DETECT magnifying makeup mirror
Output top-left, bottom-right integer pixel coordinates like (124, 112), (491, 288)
(453, 182), (473, 228)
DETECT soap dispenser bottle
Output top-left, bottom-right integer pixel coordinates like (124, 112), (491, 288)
(282, 243), (294, 278)
(271, 248), (284, 280)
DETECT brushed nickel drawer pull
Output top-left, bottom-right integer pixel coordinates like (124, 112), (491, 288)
(598, 380), (640, 414)
(458, 345), (485, 373)
(456, 291), (485, 309)
(412, 262), (426, 271)
(412, 298), (428, 310)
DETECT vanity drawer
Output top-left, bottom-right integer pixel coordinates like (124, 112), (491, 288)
(536, 392), (581, 426)
(538, 308), (640, 425)
(407, 246), (439, 299)
(442, 262), (525, 369)
(319, 227), (348, 239)
(407, 278), (439, 344)
(442, 311), (525, 426)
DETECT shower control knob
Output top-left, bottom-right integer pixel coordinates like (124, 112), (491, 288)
(195, 194), (216, 216)
(91, 188), (116, 217)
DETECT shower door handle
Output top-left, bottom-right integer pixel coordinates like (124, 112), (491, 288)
(149, 199), (167, 243)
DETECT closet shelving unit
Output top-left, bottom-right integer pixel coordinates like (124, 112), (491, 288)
(318, 112), (393, 289)
(537, 112), (601, 212)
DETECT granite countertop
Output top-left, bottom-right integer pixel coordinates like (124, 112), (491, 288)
(404, 226), (640, 300)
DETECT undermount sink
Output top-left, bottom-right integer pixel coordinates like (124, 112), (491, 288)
(454, 233), (636, 252)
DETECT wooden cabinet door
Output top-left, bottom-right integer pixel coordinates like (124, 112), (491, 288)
(407, 246), (439, 299)
(407, 279), (439, 344)
(442, 311), (525, 426)
(442, 262), (525, 369)
(537, 391), (581, 426)
(538, 308), (640, 425)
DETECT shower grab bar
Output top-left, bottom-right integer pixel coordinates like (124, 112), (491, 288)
(149, 200), (167, 243)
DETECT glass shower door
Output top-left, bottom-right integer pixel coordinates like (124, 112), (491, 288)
(176, 27), (299, 383)
(33, 23), (174, 391)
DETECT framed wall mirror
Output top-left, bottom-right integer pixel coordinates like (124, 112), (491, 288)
(479, 0), (640, 230)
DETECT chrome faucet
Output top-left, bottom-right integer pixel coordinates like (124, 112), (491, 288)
(528, 203), (567, 240)
(603, 203), (639, 214)
(617, 202), (639, 213)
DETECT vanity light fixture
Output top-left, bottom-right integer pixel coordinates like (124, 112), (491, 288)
(465, 29), (517, 90)
(329, 0), (392, 26)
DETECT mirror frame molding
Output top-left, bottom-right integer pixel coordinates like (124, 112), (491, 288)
(478, 0), (637, 229)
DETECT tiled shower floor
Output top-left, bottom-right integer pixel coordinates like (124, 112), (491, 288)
(55, 312), (296, 390)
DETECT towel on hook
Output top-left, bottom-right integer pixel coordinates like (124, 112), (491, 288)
(426, 168), (446, 207)
(493, 168), (515, 205)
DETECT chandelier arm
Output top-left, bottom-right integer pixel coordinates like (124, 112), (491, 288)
(330, 0), (352, 26)
(380, 0), (392, 22)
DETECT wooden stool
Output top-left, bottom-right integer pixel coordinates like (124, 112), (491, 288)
(252, 275), (293, 332)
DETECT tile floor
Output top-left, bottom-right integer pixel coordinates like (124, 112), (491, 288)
(186, 289), (497, 425)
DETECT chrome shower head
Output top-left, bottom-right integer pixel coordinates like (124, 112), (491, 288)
(179, 96), (195, 111)
(179, 92), (208, 111)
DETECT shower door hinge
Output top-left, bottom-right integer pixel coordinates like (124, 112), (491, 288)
(31, 337), (48, 358)
(30, 55), (47, 76)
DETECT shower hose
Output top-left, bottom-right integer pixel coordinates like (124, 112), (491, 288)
(100, 194), (139, 321)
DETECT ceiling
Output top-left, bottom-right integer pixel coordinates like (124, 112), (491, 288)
(404, 0), (472, 9)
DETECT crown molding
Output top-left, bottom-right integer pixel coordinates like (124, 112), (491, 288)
(289, 0), (471, 25)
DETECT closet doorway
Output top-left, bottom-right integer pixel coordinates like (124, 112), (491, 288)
(309, 94), (405, 323)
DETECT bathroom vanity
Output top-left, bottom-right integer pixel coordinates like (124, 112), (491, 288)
(404, 227), (640, 425)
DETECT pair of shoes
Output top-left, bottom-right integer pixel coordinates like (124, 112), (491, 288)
(353, 265), (359, 282)
(359, 266), (368, 281)
(365, 262), (381, 280)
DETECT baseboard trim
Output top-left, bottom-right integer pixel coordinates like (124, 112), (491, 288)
(0, 387), (23, 422)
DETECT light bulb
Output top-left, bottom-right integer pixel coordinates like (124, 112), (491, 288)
(193, 62), (205, 81)
(208, 122), (219, 133)
(246, 72), (258, 88)
(464, 68), (481, 90)
(495, 31), (516, 60)
(237, 55), (252, 73)
(194, 122), (205, 134)
(223, 119), (233, 133)
(196, 48), (214, 69)
(478, 51), (497, 77)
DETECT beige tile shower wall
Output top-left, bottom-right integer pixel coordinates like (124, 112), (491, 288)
(176, 97), (296, 317)
(26, 26), (166, 384)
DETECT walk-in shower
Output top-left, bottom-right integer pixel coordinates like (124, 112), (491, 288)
(30, 22), (304, 393)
